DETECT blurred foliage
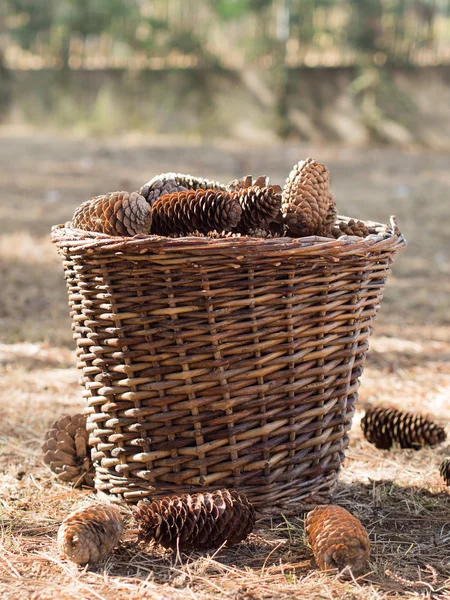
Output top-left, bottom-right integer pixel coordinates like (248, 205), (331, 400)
(2, 0), (449, 69)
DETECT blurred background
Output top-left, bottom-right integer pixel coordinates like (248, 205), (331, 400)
(1, 0), (450, 142)
(0, 0), (449, 348)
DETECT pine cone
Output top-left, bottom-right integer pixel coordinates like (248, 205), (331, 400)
(42, 414), (94, 487)
(440, 458), (450, 485)
(232, 185), (282, 233)
(71, 191), (152, 236)
(133, 489), (255, 552)
(151, 189), (242, 236)
(226, 175), (269, 192)
(139, 178), (187, 206)
(144, 172), (226, 195)
(282, 158), (336, 237)
(305, 505), (370, 577)
(361, 407), (446, 450)
(332, 220), (370, 238)
(57, 504), (124, 565)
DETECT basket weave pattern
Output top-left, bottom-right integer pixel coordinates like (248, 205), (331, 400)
(52, 216), (405, 513)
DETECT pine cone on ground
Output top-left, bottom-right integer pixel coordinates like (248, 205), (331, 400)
(305, 505), (370, 577)
(139, 178), (188, 206)
(332, 220), (370, 238)
(72, 191), (152, 236)
(133, 489), (255, 552)
(361, 407), (446, 450)
(282, 158), (336, 237)
(151, 189), (242, 236)
(440, 458), (450, 485)
(58, 504), (124, 565)
(42, 414), (94, 487)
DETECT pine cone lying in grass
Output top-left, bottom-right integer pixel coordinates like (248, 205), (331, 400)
(71, 191), (152, 236)
(440, 458), (450, 485)
(361, 406), (446, 450)
(42, 414), (94, 487)
(305, 505), (370, 577)
(134, 489), (255, 552)
(332, 220), (370, 238)
(151, 189), (241, 236)
(58, 504), (124, 565)
(282, 158), (336, 237)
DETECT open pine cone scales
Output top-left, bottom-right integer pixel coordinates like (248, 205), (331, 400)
(151, 189), (242, 236)
(305, 505), (370, 577)
(361, 406), (446, 450)
(134, 489), (255, 551)
(139, 178), (187, 206)
(232, 185), (282, 232)
(282, 158), (336, 237)
(71, 191), (152, 236)
(142, 172), (226, 198)
(42, 414), (94, 487)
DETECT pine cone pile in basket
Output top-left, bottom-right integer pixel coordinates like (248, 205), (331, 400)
(57, 503), (124, 565)
(282, 158), (336, 237)
(361, 406), (446, 450)
(133, 489), (255, 552)
(226, 175), (282, 233)
(440, 458), (450, 485)
(42, 414), (94, 487)
(305, 505), (370, 577)
(151, 189), (242, 236)
(332, 219), (370, 238)
(72, 191), (152, 236)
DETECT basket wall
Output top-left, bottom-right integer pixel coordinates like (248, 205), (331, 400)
(52, 219), (405, 513)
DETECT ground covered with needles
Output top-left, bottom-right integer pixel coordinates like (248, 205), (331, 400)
(0, 131), (449, 599)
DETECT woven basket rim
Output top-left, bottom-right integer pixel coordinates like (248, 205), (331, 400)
(51, 214), (406, 256)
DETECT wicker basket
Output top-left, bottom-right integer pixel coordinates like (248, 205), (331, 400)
(51, 216), (406, 514)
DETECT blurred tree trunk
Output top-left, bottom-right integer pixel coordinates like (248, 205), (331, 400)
(275, 0), (291, 137)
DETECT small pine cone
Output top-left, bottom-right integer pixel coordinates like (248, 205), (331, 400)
(139, 178), (188, 206)
(231, 185), (282, 233)
(361, 407), (446, 450)
(226, 174), (269, 192)
(42, 414), (94, 487)
(151, 189), (241, 236)
(305, 505), (370, 577)
(440, 458), (450, 485)
(57, 504), (124, 565)
(332, 220), (370, 238)
(133, 489), (255, 552)
(72, 191), (152, 236)
(144, 172), (226, 194)
(282, 158), (336, 237)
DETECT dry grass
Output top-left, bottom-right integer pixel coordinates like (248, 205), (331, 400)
(0, 131), (450, 599)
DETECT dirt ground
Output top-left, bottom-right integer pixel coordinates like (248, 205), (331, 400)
(0, 130), (449, 599)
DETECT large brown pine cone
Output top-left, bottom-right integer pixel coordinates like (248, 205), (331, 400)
(133, 489), (255, 552)
(361, 406), (446, 450)
(139, 178), (188, 206)
(71, 191), (152, 236)
(305, 505), (370, 577)
(151, 189), (242, 236)
(42, 414), (94, 487)
(282, 158), (336, 237)
(58, 504), (124, 565)
(332, 220), (370, 238)
(440, 458), (450, 485)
